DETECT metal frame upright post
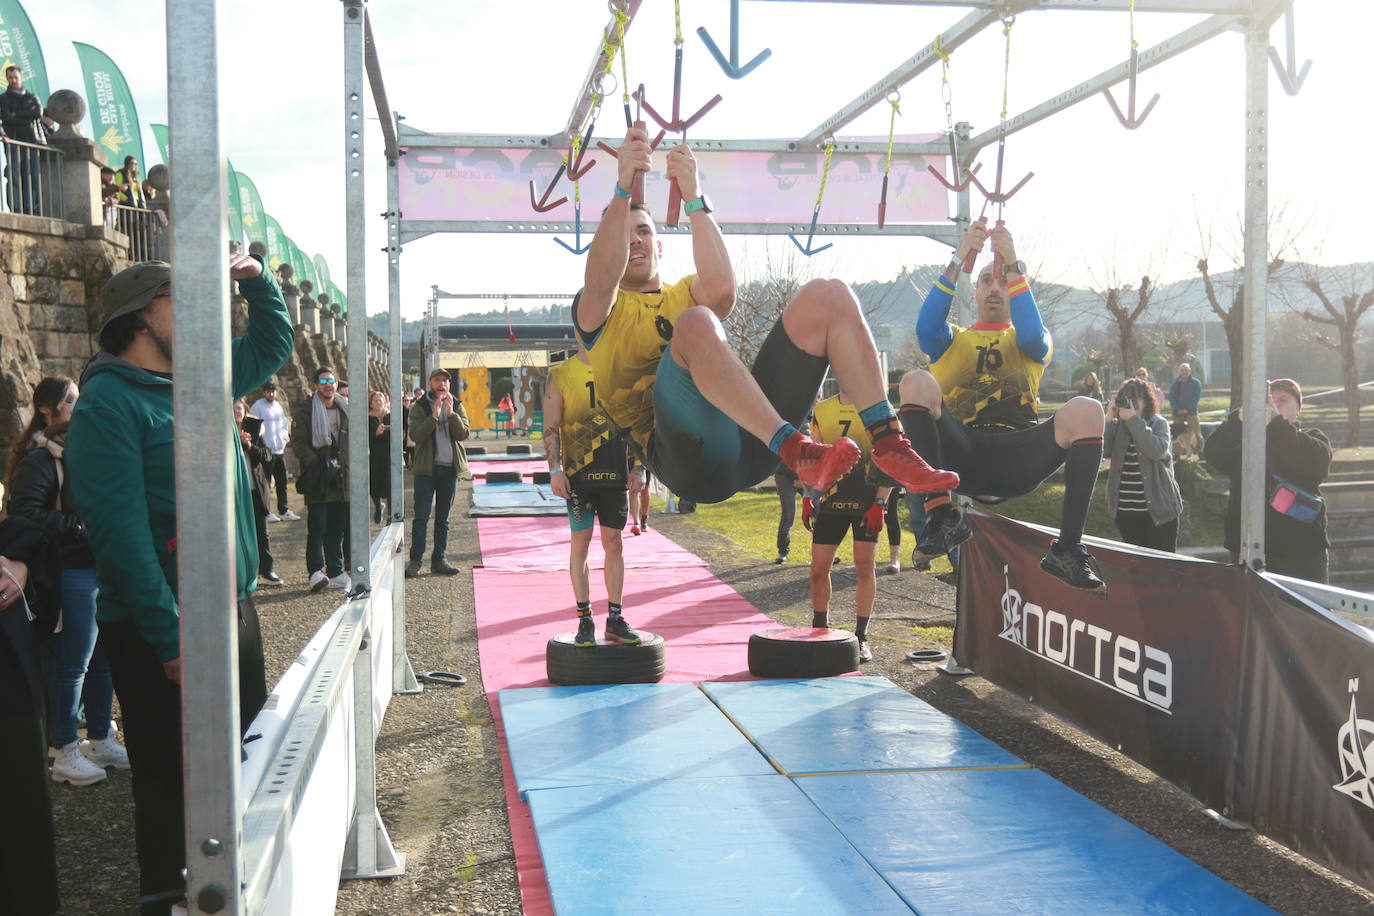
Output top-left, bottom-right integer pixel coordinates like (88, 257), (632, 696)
(344, 0), (370, 592)
(1239, 20), (1271, 570)
(166, 1), (241, 912)
(388, 141), (421, 694)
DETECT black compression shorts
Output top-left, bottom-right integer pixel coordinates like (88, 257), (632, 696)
(934, 409), (1066, 499)
(567, 486), (629, 533)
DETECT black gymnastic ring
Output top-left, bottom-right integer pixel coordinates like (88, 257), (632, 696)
(417, 670), (467, 687)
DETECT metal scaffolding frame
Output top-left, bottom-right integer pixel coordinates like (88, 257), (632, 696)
(162, 0), (1307, 911)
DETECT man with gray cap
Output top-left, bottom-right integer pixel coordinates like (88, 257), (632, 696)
(250, 379), (296, 520)
(66, 251), (294, 914)
(406, 367), (469, 577)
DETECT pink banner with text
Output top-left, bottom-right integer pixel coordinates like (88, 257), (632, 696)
(399, 135), (951, 226)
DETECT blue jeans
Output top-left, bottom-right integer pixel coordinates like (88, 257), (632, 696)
(47, 567), (113, 747)
(411, 465), (458, 564)
(306, 501), (349, 577)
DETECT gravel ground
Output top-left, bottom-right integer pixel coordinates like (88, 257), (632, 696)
(50, 472), (1374, 914)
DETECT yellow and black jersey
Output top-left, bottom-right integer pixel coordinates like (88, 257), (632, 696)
(809, 395), (876, 515)
(550, 356), (627, 487)
(575, 275), (697, 451)
(930, 322), (1052, 430)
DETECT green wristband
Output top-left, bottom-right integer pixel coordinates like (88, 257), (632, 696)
(613, 184), (631, 199)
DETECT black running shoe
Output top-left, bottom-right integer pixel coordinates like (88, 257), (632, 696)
(574, 615), (597, 647)
(916, 504), (973, 558)
(1040, 541), (1107, 594)
(604, 614), (643, 645)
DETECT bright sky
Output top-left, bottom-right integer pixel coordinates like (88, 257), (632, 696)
(33, 0), (1373, 321)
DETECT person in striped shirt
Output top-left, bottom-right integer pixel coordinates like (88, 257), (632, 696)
(1105, 378), (1183, 551)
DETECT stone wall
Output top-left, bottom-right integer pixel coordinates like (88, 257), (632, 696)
(0, 212), (128, 466)
(2, 214), (387, 484)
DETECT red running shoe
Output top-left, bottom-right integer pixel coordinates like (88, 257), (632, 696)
(630, 524), (642, 536)
(870, 431), (960, 494)
(778, 432), (862, 494)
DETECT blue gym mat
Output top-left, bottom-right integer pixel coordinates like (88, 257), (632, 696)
(470, 481), (566, 517)
(524, 774), (914, 916)
(701, 676), (1025, 775)
(797, 769), (1274, 915)
(498, 683), (777, 799)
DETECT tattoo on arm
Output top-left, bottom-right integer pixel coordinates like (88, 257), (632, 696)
(545, 430), (561, 468)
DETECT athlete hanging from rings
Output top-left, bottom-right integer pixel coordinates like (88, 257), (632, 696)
(898, 219), (1108, 594)
(572, 126), (960, 506)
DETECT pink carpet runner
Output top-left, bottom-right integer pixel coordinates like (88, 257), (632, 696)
(472, 516), (775, 915)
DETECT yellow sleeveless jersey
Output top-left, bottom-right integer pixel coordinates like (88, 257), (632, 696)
(809, 395), (875, 513)
(549, 356), (626, 486)
(930, 322), (1052, 430)
(581, 275), (697, 451)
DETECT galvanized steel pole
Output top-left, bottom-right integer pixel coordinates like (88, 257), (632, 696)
(166, 0), (241, 912)
(344, 0), (371, 591)
(1239, 23), (1270, 571)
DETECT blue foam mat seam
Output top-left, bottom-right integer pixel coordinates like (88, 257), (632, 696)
(694, 681), (789, 776)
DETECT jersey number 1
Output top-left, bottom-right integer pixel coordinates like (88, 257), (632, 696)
(585, 379), (596, 409)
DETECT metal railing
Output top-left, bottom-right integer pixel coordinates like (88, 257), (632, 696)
(0, 137), (63, 219)
(114, 203), (164, 262)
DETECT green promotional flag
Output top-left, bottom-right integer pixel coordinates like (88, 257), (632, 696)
(313, 255), (331, 293)
(150, 123), (168, 164)
(331, 282), (346, 314)
(226, 163), (244, 249)
(73, 42), (144, 169)
(262, 214), (289, 271)
(287, 237), (317, 292)
(235, 171), (266, 244)
(0, 0), (49, 102)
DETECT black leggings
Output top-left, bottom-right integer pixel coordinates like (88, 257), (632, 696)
(1113, 511), (1178, 552)
(884, 489), (902, 547)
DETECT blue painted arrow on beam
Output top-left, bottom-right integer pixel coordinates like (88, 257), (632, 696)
(697, 0), (771, 80)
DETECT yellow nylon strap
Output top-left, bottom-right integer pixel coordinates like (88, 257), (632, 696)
(1001, 17), (1015, 122)
(815, 139), (835, 208)
(934, 33), (951, 84)
(674, 0), (683, 45)
(617, 8), (630, 104)
(570, 135), (582, 204)
(884, 96), (901, 176)
(1130, 0), (1138, 50)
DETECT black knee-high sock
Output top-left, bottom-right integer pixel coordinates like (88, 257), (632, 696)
(854, 616), (869, 639)
(1059, 437), (1103, 547)
(899, 405), (949, 512)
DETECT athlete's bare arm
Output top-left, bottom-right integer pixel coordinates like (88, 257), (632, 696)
(667, 144), (734, 318)
(543, 374), (569, 499)
(579, 127), (651, 334)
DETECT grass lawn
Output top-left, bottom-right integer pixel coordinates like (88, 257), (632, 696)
(669, 459), (1228, 566)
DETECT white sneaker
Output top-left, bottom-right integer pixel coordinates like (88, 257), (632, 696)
(52, 741), (107, 786)
(327, 573), (352, 591)
(265, 512), (281, 523)
(84, 734), (130, 769)
(309, 570), (329, 592)
(886, 561), (901, 574)
(281, 509), (301, 521)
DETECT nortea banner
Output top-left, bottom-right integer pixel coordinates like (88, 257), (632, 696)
(398, 135), (949, 225)
(0, 0), (48, 102)
(956, 510), (1374, 894)
(73, 42), (143, 169)
(1234, 576), (1374, 893)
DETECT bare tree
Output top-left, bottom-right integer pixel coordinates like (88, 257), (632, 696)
(1289, 263), (1374, 447)
(1086, 243), (1170, 381)
(1070, 326), (1118, 391)
(1192, 203), (1304, 409)
(728, 241), (816, 366)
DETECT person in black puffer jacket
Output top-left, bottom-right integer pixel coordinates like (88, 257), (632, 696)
(6, 377), (128, 787)
(1204, 378), (1332, 582)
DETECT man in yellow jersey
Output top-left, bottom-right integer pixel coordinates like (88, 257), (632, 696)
(573, 127), (959, 507)
(898, 220), (1107, 593)
(803, 391), (892, 663)
(544, 345), (647, 646)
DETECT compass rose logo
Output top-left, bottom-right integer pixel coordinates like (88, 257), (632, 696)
(1334, 678), (1374, 810)
(998, 565), (1025, 646)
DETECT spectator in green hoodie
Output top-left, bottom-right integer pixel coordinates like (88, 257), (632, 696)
(66, 251), (294, 916)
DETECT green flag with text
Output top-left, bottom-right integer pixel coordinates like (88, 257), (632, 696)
(73, 42), (144, 169)
(150, 123), (168, 164)
(262, 214), (289, 271)
(235, 171), (266, 244)
(0, 0), (48, 102)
